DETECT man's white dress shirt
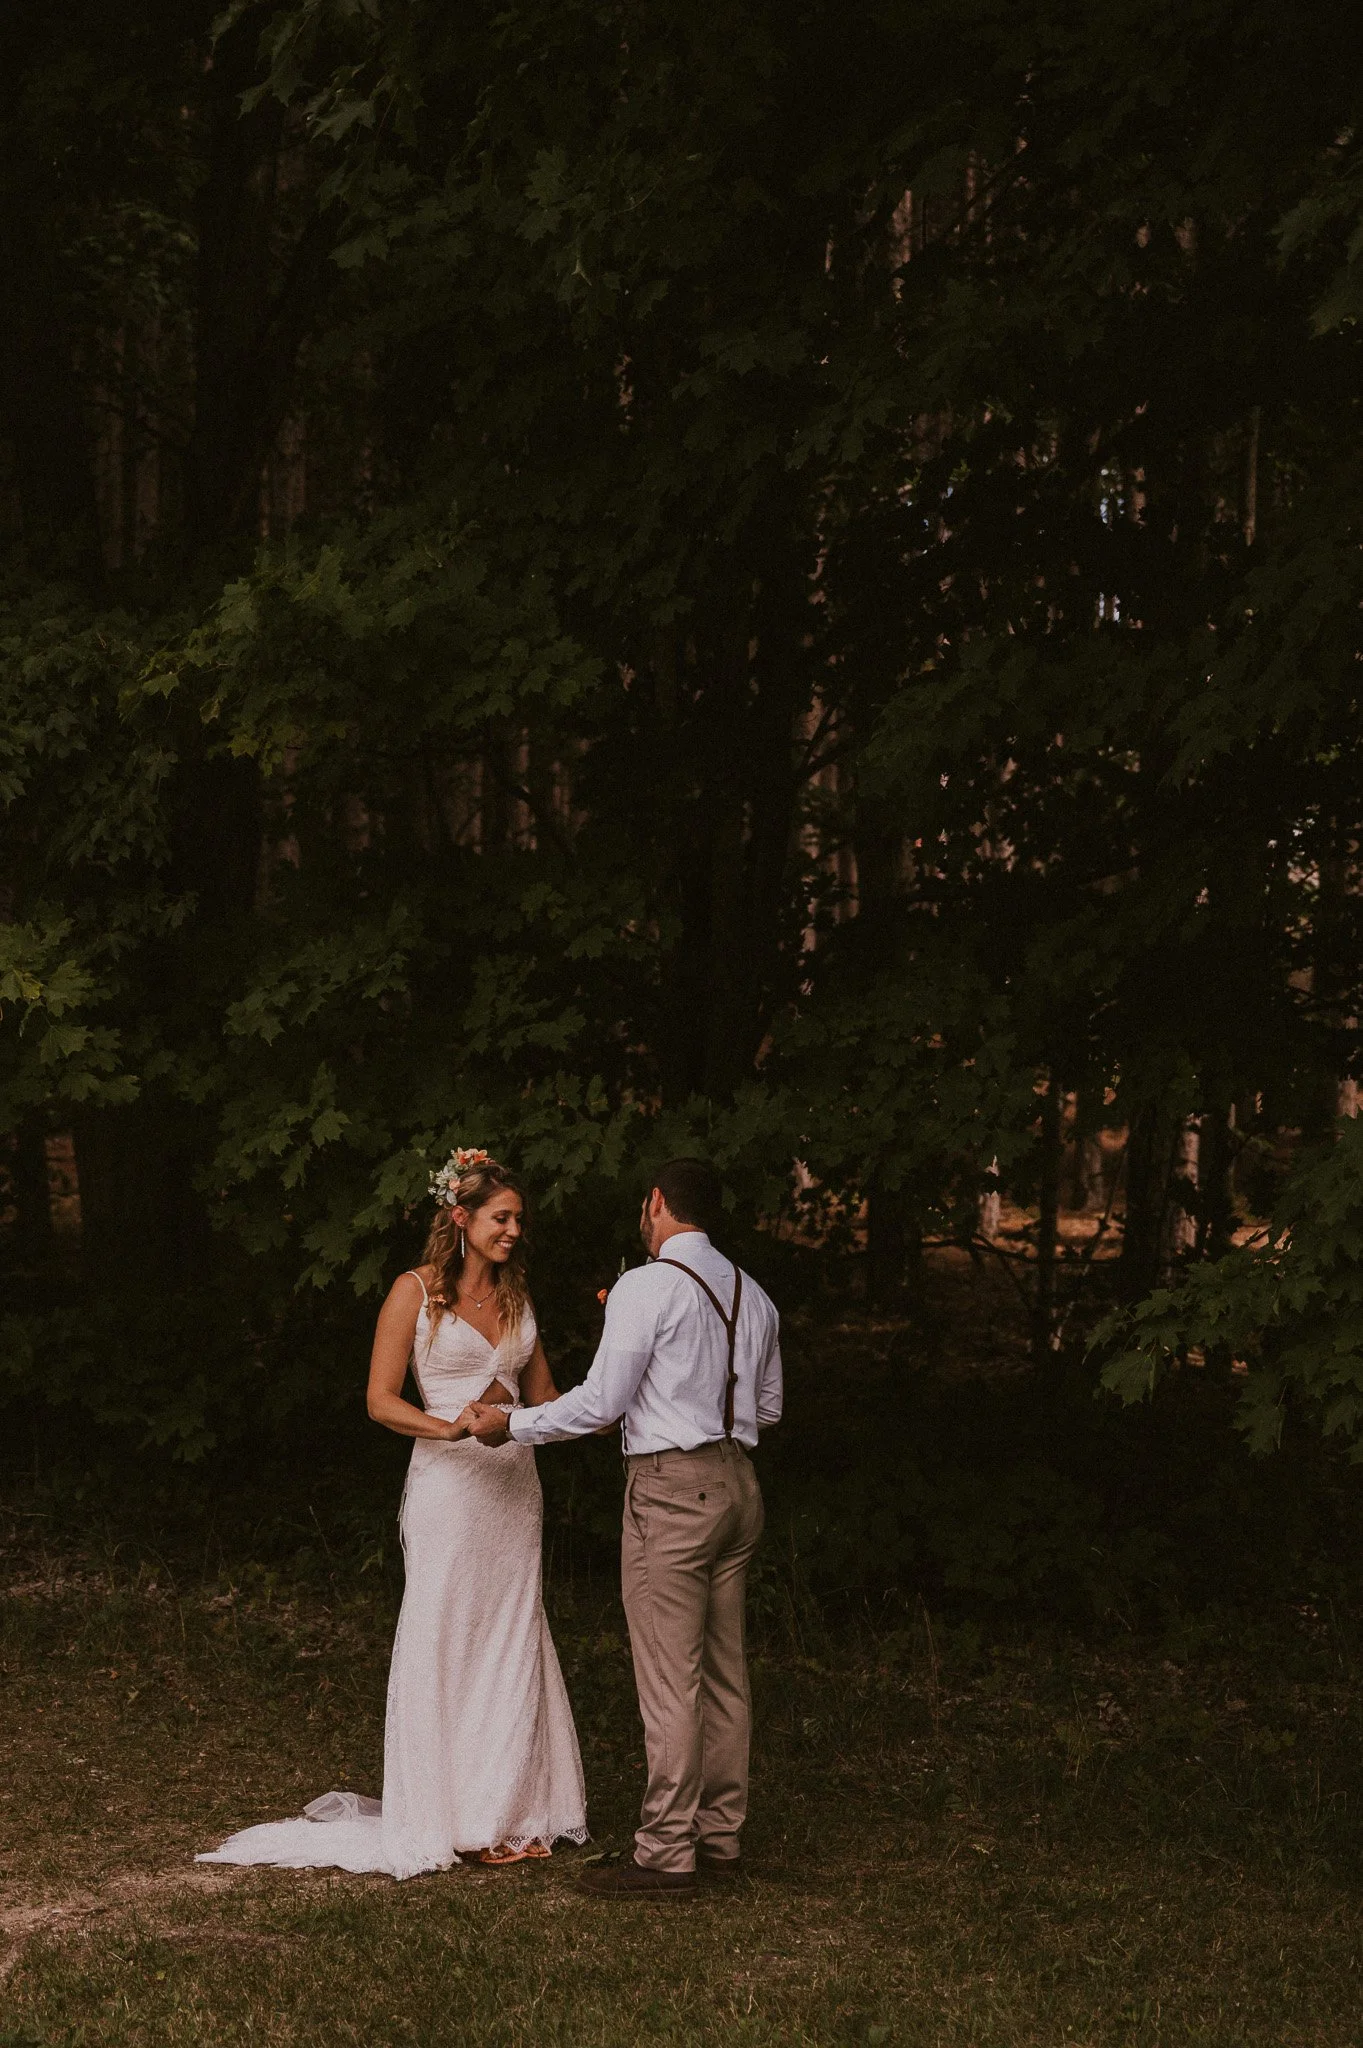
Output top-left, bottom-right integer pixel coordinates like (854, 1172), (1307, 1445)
(509, 1231), (783, 1454)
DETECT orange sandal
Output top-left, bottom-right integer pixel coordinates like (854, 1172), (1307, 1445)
(473, 1840), (552, 1866)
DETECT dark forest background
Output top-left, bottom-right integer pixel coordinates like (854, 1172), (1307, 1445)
(5, 0), (1363, 1620)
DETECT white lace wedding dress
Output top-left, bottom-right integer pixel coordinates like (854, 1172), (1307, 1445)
(198, 1281), (588, 1879)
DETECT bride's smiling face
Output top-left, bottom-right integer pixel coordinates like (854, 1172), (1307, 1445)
(455, 1189), (524, 1265)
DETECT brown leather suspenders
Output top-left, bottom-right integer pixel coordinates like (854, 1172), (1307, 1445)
(656, 1258), (744, 1439)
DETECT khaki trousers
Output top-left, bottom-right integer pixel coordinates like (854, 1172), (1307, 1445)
(620, 1439), (765, 1873)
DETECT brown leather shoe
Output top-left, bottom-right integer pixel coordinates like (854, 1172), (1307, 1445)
(576, 1858), (696, 1899)
(696, 1847), (743, 1879)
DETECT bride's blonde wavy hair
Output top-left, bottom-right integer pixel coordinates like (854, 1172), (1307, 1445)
(420, 1158), (530, 1338)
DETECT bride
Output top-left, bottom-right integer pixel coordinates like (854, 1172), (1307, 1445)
(198, 1147), (588, 1879)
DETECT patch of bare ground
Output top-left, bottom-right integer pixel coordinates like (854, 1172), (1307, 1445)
(0, 1868), (247, 1984)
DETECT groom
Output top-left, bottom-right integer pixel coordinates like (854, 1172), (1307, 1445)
(465, 1157), (782, 1897)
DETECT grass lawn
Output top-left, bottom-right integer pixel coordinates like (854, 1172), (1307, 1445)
(2, 1487), (1362, 2048)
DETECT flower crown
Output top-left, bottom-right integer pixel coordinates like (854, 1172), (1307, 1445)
(429, 1146), (493, 1206)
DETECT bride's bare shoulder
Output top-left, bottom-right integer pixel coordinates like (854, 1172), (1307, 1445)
(388, 1266), (434, 1302)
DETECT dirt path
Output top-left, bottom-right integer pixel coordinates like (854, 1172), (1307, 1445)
(0, 1865), (251, 1984)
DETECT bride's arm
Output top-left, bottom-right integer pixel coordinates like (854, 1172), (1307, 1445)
(518, 1338), (559, 1407)
(366, 1274), (467, 1441)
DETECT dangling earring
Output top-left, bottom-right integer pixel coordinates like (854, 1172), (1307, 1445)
(459, 1227), (466, 1259)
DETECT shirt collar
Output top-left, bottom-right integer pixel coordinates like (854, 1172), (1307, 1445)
(656, 1230), (711, 1257)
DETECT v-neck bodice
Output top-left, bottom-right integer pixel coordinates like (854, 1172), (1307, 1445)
(410, 1293), (536, 1421)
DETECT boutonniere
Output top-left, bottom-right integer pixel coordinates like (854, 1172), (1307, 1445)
(596, 1258), (627, 1306)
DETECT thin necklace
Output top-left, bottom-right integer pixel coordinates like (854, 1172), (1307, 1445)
(459, 1281), (492, 1309)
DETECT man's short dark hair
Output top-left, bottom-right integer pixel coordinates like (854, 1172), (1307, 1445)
(651, 1157), (723, 1233)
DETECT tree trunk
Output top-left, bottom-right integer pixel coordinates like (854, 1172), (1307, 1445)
(7, 1118), (54, 1257)
(74, 1103), (215, 1285)
(978, 1158), (1001, 1242)
(1243, 405), (1261, 547)
(0, 212), (102, 578)
(1032, 1078), (1061, 1359)
(867, 1182), (904, 1303)
(1066, 1091), (1106, 1213)
(182, 18), (337, 552)
(653, 574), (804, 1103)
(1197, 1101), (1236, 1259)
(1163, 1119), (1199, 1267)
(1118, 1104), (1174, 1300)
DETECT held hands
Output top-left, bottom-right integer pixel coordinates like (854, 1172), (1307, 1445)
(461, 1400), (513, 1447)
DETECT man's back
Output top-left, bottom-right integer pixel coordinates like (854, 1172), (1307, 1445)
(566, 1232), (782, 1455)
